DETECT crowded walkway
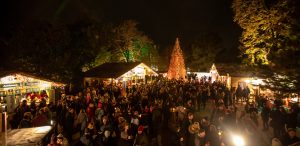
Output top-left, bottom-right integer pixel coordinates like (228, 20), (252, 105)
(9, 79), (300, 146)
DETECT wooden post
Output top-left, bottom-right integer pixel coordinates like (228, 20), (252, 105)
(0, 112), (7, 132)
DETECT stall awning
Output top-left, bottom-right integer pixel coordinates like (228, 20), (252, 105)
(84, 62), (157, 79)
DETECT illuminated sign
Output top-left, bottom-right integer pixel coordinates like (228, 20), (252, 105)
(24, 82), (39, 86)
(0, 83), (21, 88)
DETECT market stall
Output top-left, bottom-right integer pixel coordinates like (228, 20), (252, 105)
(0, 72), (65, 113)
(84, 62), (157, 88)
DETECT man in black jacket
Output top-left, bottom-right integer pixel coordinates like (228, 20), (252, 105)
(280, 128), (300, 146)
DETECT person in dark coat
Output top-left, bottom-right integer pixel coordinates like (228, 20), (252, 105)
(18, 112), (31, 128)
(261, 103), (271, 131)
(181, 112), (194, 146)
(96, 129), (115, 146)
(118, 123), (134, 146)
(134, 125), (149, 146)
(80, 121), (97, 146)
(168, 121), (185, 146)
(64, 106), (75, 143)
(32, 109), (48, 127)
(194, 129), (207, 146)
(280, 128), (300, 146)
(235, 85), (243, 103)
(206, 124), (222, 146)
(14, 100), (30, 127)
(151, 103), (163, 146)
(242, 86), (250, 102)
(271, 106), (286, 138)
(286, 106), (298, 129)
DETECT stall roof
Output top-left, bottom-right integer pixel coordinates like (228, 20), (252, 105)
(214, 63), (264, 77)
(0, 71), (65, 86)
(84, 62), (155, 78)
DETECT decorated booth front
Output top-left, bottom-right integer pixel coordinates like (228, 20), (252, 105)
(0, 73), (64, 113)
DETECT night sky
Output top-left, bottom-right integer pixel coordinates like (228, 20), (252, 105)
(0, 0), (241, 53)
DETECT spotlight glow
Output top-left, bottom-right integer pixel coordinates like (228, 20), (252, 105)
(232, 135), (245, 146)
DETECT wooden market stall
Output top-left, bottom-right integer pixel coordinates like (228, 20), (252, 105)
(84, 62), (158, 87)
(0, 72), (65, 113)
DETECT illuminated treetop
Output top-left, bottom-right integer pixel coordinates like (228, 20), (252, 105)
(210, 63), (219, 83)
(167, 38), (187, 80)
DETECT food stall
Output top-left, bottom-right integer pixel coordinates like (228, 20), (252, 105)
(84, 62), (157, 88)
(0, 73), (65, 113)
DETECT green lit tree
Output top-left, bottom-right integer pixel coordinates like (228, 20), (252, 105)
(108, 20), (159, 64)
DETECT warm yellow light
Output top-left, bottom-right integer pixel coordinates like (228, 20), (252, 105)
(232, 135), (245, 146)
(134, 67), (144, 74)
(0, 75), (16, 84)
(39, 82), (51, 89)
(35, 126), (51, 133)
(252, 79), (263, 85)
(291, 98), (298, 102)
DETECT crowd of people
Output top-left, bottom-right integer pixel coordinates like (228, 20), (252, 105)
(10, 93), (53, 129)
(8, 78), (300, 146)
(51, 79), (235, 146)
(259, 97), (300, 146)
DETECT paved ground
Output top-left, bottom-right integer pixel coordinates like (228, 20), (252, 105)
(233, 102), (300, 146)
(235, 103), (273, 146)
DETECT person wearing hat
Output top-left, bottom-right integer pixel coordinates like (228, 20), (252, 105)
(133, 125), (149, 146)
(280, 128), (300, 146)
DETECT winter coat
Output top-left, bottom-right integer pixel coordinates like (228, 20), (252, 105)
(261, 106), (271, 121)
(86, 106), (95, 121)
(18, 119), (31, 128)
(152, 108), (163, 133)
(64, 111), (75, 137)
(270, 109), (286, 128)
(134, 133), (149, 146)
(286, 112), (297, 129)
(280, 134), (300, 146)
(32, 114), (48, 127)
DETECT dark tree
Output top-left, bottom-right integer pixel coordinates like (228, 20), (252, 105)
(185, 32), (224, 71)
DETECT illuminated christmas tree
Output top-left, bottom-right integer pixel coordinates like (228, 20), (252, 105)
(209, 63), (219, 83)
(167, 38), (187, 80)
